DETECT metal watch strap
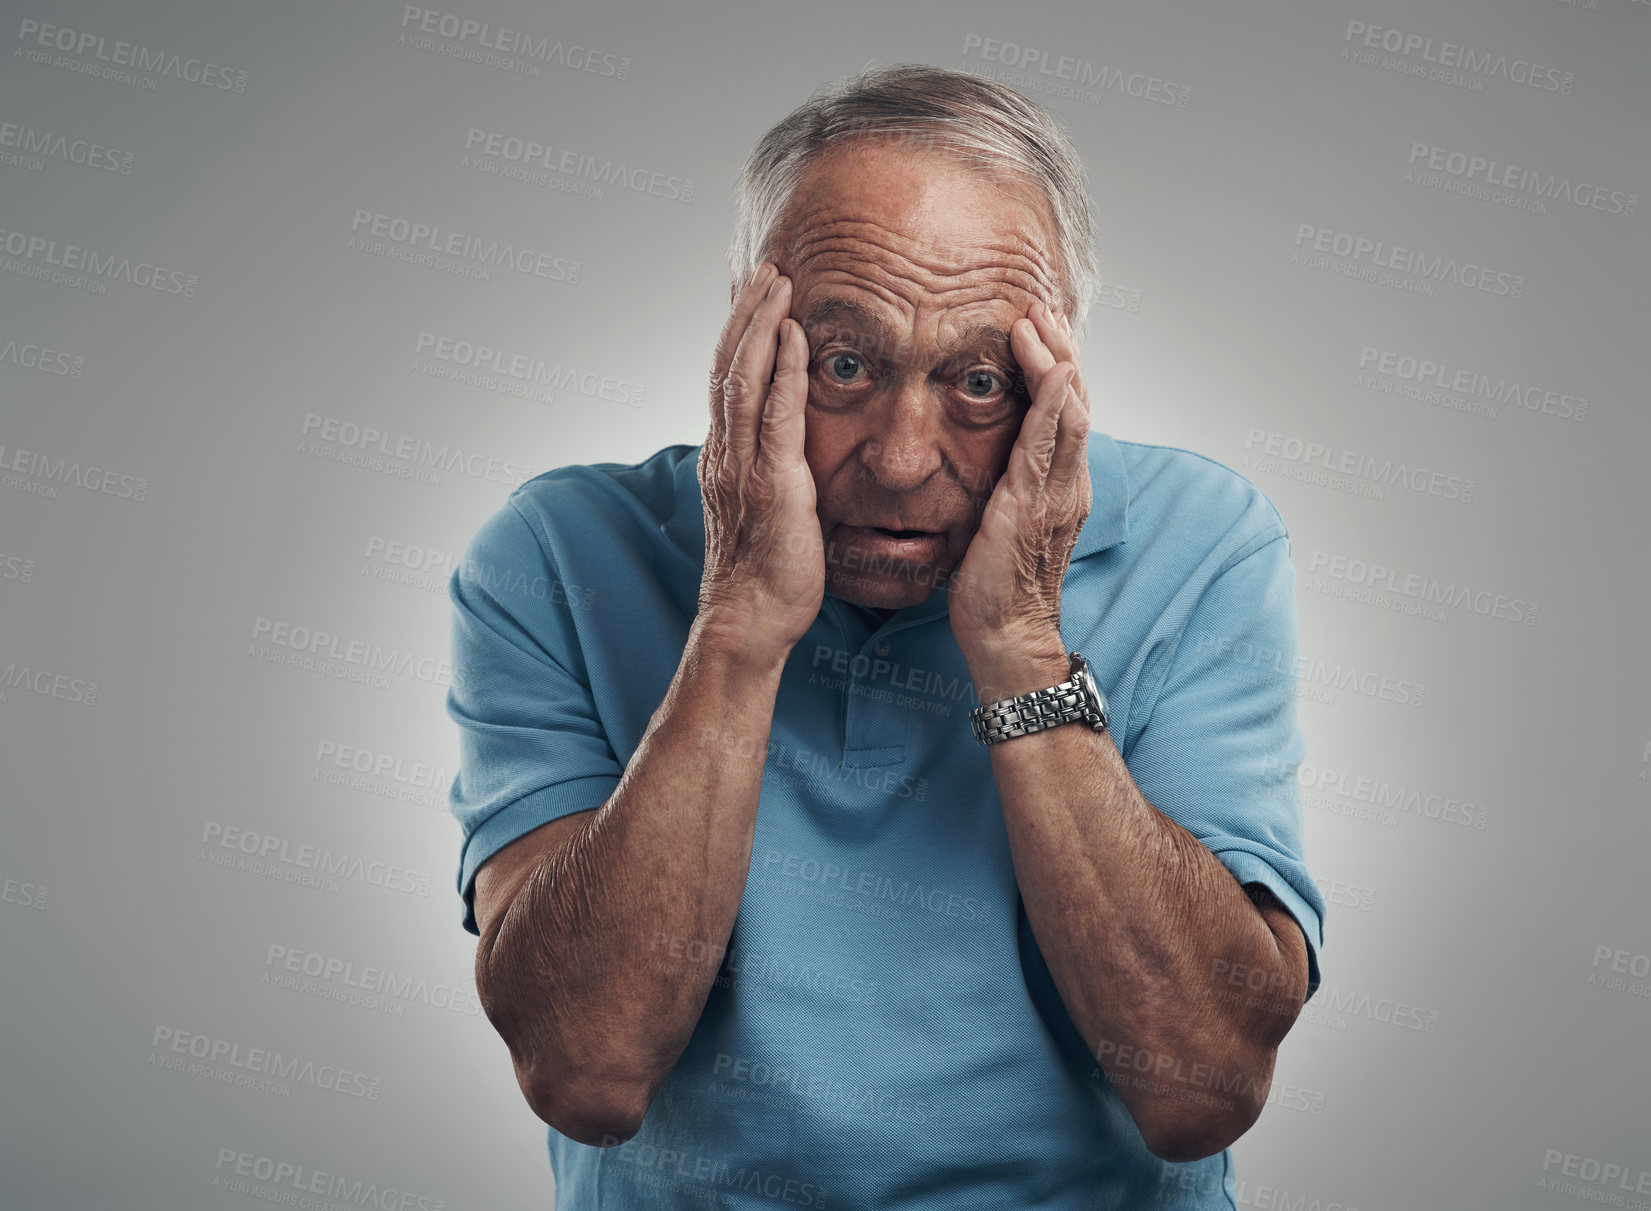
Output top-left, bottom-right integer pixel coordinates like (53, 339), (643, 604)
(969, 652), (1107, 746)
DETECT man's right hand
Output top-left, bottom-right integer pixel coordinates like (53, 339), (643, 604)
(697, 262), (822, 661)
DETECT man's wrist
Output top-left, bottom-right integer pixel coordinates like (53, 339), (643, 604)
(690, 607), (795, 676)
(962, 629), (1072, 705)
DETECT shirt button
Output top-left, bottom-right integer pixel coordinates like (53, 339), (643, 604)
(873, 638), (892, 657)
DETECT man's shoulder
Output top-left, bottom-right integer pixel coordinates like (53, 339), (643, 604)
(511, 443), (697, 515)
(1113, 437), (1289, 558)
(458, 443), (699, 577)
(503, 443), (698, 543)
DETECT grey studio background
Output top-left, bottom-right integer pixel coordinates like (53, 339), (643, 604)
(1, 0), (1647, 1208)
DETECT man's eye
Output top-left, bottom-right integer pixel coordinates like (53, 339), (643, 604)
(963, 369), (1004, 398)
(824, 352), (865, 384)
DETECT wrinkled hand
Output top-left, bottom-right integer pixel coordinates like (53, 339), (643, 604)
(947, 300), (1092, 664)
(697, 263), (823, 658)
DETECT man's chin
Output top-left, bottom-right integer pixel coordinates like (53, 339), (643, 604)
(824, 566), (949, 612)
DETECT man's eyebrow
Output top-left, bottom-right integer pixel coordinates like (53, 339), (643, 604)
(801, 297), (1017, 361)
(945, 319), (1015, 363)
(800, 297), (895, 344)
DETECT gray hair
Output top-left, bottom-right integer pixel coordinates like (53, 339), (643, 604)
(727, 62), (1099, 338)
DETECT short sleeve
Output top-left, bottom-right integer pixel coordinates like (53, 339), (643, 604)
(1123, 531), (1327, 1003)
(445, 496), (624, 935)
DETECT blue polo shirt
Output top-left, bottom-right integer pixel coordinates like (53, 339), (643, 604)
(446, 433), (1326, 1210)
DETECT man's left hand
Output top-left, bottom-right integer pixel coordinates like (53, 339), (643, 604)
(947, 300), (1093, 669)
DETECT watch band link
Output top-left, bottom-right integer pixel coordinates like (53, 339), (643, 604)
(969, 675), (1094, 745)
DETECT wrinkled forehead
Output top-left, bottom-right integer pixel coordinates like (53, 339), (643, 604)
(773, 140), (1064, 347)
(798, 289), (1021, 371)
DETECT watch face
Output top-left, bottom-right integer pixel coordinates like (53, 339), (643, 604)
(1074, 656), (1107, 728)
(1077, 663), (1098, 706)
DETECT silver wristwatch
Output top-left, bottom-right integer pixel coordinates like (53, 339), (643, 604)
(970, 650), (1109, 746)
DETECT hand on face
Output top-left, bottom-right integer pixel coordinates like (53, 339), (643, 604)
(945, 298), (1093, 659)
(697, 264), (825, 657)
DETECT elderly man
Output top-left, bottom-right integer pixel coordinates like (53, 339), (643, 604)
(447, 63), (1325, 1209)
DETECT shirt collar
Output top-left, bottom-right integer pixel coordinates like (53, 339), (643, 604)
(1071, 429), (1130, 560)
(660, 429), (1130, 590)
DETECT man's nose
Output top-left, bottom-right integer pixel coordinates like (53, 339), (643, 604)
(861, 378), (941, 493)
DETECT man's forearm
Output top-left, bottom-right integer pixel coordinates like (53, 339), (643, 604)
(965, 641), (1307, 1160)
(479, 612), (787, 1143)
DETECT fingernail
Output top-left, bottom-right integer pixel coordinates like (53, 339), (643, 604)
(767, 274), (784, 299)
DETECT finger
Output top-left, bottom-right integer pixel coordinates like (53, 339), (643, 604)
(710, 262), (779, 425)
(1010, 315), (1058, 404)
(1036, 305), (1091, 500)
(713, 262), (777, 384)
(759, 317), (811, 475)
(1029, 301), (1088, 421)
(1046, 362), (1090, 500)
(724, 272), (792, 467)
(1005, 362), (1074, 499)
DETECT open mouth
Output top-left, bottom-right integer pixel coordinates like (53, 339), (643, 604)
(873, 527), (934, 539)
